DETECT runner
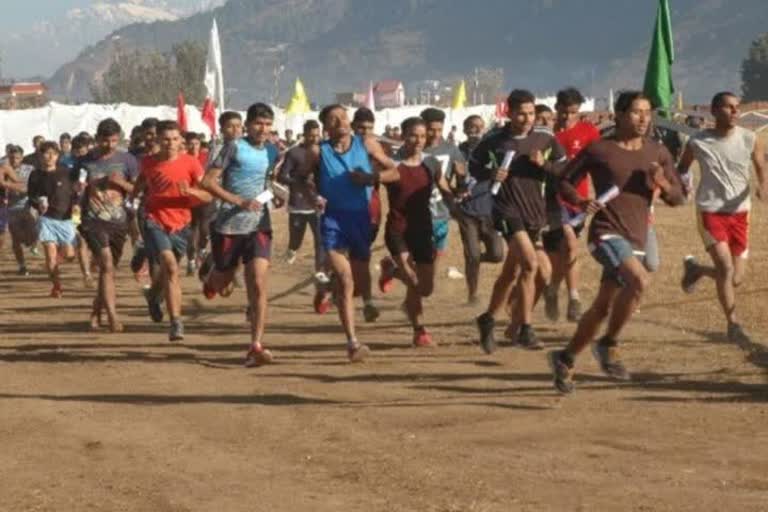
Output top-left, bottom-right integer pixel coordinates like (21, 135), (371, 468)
(458, 115), (486, 160)
(315, 104), (397, 362)
(349, 107), (383, 322)
(77, 118), (138, 332)
(134, 120), (211, 341)
(201, 103), (280, 367)
(22, 135), (45, 168)
(474, 89), (567, 354)
(1, 146), (36, 274)
(542, 87), (601, 322)
(535, 105), (554, 131)
(277, 119), (330, 313)
(381, 117), (456, 347)
(27, 141), (79, 298)
(679, 91), (766, 346)
(184, 131), (213, 276)
(548, 91), (685, 394)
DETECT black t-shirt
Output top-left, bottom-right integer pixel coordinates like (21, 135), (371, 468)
(27, 166), (78, 220)
(278, 145), (317, 212)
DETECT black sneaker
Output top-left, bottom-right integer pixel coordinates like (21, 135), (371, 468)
(547, 350), (575, 394)
(681, 256), (701, 294)
(544, 286), (559, 322)
(476, 313), (496, 354)
(517, 325), (543, 350)
(143, 287), (164, 323)
(197, 251), (214, 283)
(591, 338), (630, 381)
(566, 298), (582, 322)
(363, 303), (380, 323)
(169, 319), (185, 342)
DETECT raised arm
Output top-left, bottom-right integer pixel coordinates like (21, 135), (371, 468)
(752, 135), (766, 200)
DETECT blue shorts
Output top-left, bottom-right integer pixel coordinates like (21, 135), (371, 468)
(38, 217), (77, 247)
(321, 210), (372, 261)
(589, 235), (642, 286)
(432, 218), (450, 252)
(144, 219), (190, 263)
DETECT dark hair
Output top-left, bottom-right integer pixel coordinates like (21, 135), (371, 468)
(39, 141), (60, 154)
(32, 135), (45, 146)
(353, 107), (375, 125)
(303, 119), (320, 133)
(8, 145), (23, 155)
(246, 103), (274, 123)
(96, 118), (122, 138)
(506, 89), (536, 111)
(401, 116), (426, 135)
(72, 134), (90, 151)
(77, 131), (92, 140)
(535, 104), (552, 115)
(463, 114), (483, 131)
(184, 131), (201, 143)
(59, 132), (72, 142)
(141, 117), (159, 130)
(218, 111), (242, 126)
(420, 107), (446, 124)
(556, 87), (585, 108)
(319, 104), (345, 126)
(614, 90), (649, 114)
(711, 91), (737, 110)
(157, 120), (181, 134)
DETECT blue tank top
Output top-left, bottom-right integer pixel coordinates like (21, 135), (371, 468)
(319, 135), (372, 212)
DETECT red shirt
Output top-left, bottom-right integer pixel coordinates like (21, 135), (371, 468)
(141, 153), (204, 232)
(385, 162), (433, 235)
(555, 121), (600, 208)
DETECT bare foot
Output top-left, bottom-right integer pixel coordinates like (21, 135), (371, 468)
(109, 321), (124, 333)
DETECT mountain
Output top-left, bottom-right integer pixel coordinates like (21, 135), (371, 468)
(46, 0), (768, 107)
(3, 0), (226, 79)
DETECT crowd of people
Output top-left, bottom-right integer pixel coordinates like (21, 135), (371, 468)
(0, 87), (763, 392)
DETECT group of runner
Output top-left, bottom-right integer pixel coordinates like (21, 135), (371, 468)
(0, 87), (763, 393)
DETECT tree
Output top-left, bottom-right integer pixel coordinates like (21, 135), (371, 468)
(742, 33), (768, 102)
(91, 41), (207, 106)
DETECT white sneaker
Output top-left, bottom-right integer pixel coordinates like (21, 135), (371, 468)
(284, 250), (297, 265)
(314, 271), (330, 284)
(447, 266), (464, 279)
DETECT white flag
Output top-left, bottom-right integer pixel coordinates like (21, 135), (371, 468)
(204, 19), (225, 112)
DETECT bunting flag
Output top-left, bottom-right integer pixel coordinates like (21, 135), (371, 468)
(285, 78), (311, 115)
(452, 80), (467, 109)
(201, 18), (224, 135)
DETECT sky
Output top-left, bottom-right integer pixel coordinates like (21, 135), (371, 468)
(0, 1), (89, 31)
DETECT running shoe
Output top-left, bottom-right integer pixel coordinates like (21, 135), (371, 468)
(17, 266), (29, 276)
(548, 350), (575, 394)
(143, 286), (164, 323)
(50, 283), (63, 298)
(202, 281), (217, 300)
(681, 255), (701, 294)
(245, 345), (274, 368)
(197, 251), (214, 283)
(378, 257), (396, 293)
(544, 286), (559, 322)
(186, 259), (197, 277)
(591, 338), (630, 381)
(363, 303), (380, 323)
(347, 342), (371, 363)
(313, 290), (332, 315)
(517, 325), (543, 350)
(130, 244), (147, 274)
(283, 250), (297, 265)
(412, 327), (436, 348)
(476, 312), (496, 354)
(169, 319), (185, 342)
(566, 298), (582, 322)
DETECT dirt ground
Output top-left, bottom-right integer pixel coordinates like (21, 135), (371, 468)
(0, 194), (766, 512)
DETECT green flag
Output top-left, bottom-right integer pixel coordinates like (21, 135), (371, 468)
(643, 0), (675, 115)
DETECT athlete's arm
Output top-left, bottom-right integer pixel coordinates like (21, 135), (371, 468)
(108, 171), (134, 194)
(202, 166), (252, 209)
(653, 147), (685, 207)
(377, 168), (400, 184)
(752, 136), (766, 200)
(0, 165), (24, 193)
(676, 143), (695, 196)
(364, 135), (397, 175)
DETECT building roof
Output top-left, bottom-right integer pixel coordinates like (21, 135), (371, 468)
(374, 80), (403, 93)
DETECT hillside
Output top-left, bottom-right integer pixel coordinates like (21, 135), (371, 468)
(46, 0), (768, 107)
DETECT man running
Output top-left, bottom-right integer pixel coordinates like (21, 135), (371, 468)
(135, 121), (211, 341)
(315, 104), (397, 362)
(548, 91), (685, 394)
(77, 118), (138, 332)
(458, 115), (486, 160)
(679, 91), (766, 345)
(381, 117), (456, 347)
(542, 87), (601, 322)
(475, 89), (567, 354)
(535, 105), (555, 131)
(27, 142), (79, 298)
(1, 146), (36, 274)
(184, 131), (214, 276)
(278, 119), (330, 313)
(201, 103), (280, 367)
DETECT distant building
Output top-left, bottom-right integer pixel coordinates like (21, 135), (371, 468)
(0, 82), (48, 109)
(374, 80), (405, 108)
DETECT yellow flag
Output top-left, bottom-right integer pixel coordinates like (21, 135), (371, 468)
(452, 80), (467, 109)
(286, 78), (311, 114)
(676, 91), (684, 111)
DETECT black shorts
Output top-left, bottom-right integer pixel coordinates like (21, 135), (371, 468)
(211, 230), (272, 272)
(192, 202), (217, 226)
(385, 229), (435, 264)
(542, 222), (586, 253)
(493, 216), (541, 245)
(78, 218), (129, 265)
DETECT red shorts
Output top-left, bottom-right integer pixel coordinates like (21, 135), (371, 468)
(698, 211), (749, 258)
